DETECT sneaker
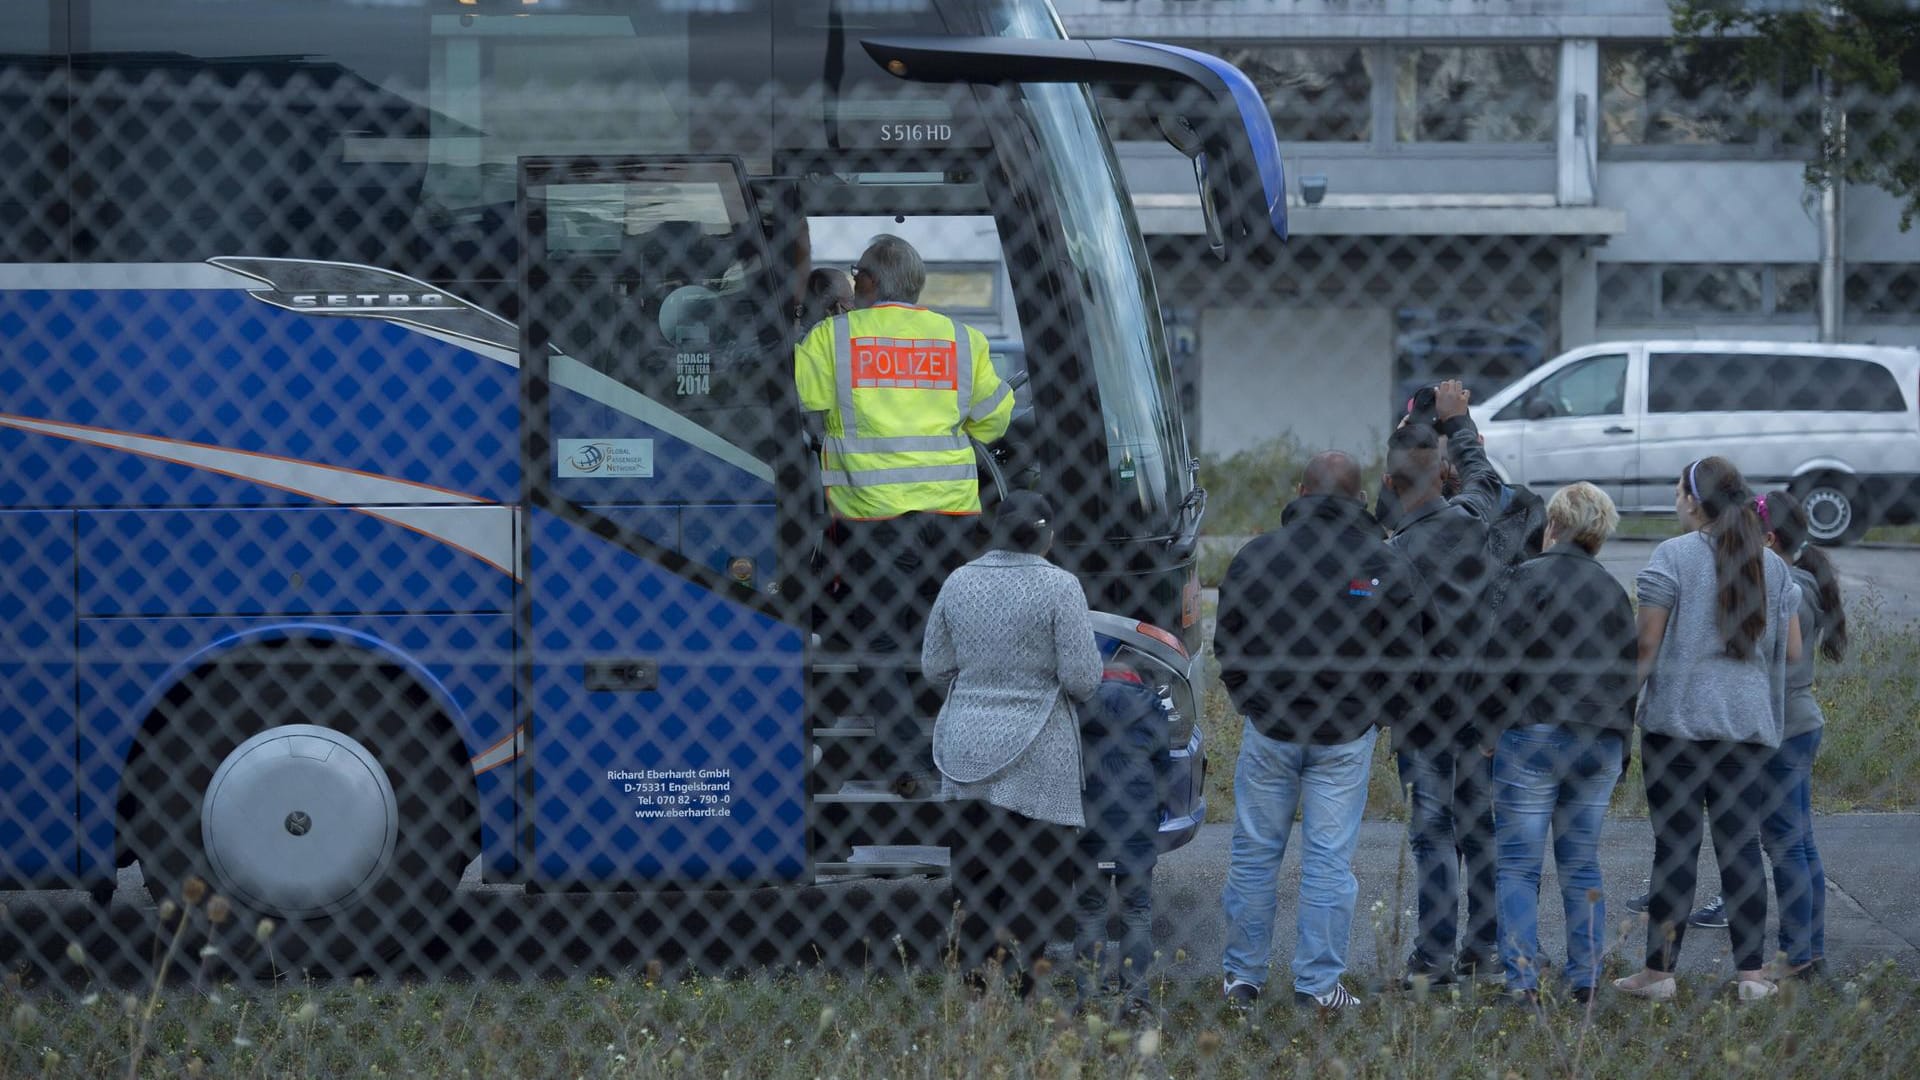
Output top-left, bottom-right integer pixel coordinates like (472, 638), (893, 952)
(1570, 986), (1596, 1006)
(1625, 891), (1651, 914)
(1117, 997), (1159, 1029)
(1689, 896), (1728, 929)
(1806, 958), (1832, 981)
(1295, 983), (1362, 1011)
(1454, 950), (1495, 981)
(1613, 972), (1677, 1001)
(1222, 978), (1261, 1009)
(1402, 954), (1456, 990)
(1734, 978), (1777, 1002)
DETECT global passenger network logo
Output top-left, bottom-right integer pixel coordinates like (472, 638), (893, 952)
(567, 443), (610, 473)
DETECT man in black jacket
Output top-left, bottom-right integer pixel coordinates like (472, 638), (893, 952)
(1215, 451), (1431, 1012)
(1383, 379), (1504, 986)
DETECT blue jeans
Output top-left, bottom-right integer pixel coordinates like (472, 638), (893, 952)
(1397, 744), (1499, 968)
(1762, 728), (1826, 966)
(1492, 725), (1622, 992)
(1074, 873), (1154, 1006)
(1221, 721), (1377, 996)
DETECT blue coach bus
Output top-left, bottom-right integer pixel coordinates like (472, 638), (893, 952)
(0, 0), (1286, 971)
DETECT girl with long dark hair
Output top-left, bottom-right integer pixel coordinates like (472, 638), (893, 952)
(1755, 489), (1847, 981)
(1614, 457), (1803, 1003)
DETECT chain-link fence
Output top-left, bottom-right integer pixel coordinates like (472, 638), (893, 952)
(4, 3), (1920, 1075)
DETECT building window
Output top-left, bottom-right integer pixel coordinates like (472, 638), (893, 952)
(1099, 43), (1372, 143)
(1597, 264), (1656, 321)
(1774, 264), (1819, 316)
(1846, 264), (1920, 321)
(1106, 42), (1555, 147)
(1212, 44), (1373, 142)
(1599, 263), (1819, 322)
(1393, 45), (1556, 143)
(1660, 264), (1763, 317)
(1601, 42), (1810, 156)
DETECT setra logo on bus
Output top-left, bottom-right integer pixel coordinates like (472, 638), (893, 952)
(287, 292), (451, 309)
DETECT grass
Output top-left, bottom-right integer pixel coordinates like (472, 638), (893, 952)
(7, 956), (1919, 1078)
(1196, 615), (1920, 826)
(1199, 437), (1384, 539)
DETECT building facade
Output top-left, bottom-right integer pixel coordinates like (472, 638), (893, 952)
(1060, 0), (1920, 455)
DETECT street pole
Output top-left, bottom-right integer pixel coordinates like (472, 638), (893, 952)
(1818, 4), (1846, 344)
(1819, 81), (1846, 343)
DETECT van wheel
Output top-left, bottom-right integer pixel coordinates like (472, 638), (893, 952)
(1795, 476), (1869, 546)
(123, 647), (472, 977)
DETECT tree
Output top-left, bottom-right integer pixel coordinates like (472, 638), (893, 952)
(1672, 0), (1920, 229)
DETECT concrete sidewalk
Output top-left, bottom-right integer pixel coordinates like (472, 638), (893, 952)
(1143, 814), (1920, 988)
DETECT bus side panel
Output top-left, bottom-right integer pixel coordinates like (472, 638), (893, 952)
(75, 507), (513, 618)
(527, 509), (807, 887)
(679, 504), (777, 589)
(0, 510), (76, 885)
(75, 613), (515, 880)
(0, 286), (520, 508)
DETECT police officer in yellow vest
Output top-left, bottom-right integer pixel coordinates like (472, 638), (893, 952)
(795, 234), (1015, 652)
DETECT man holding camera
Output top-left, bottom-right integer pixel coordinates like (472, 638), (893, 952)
(1383, 379), (1505, 986)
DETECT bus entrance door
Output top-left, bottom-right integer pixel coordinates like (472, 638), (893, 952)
(517, 156), (812, 888)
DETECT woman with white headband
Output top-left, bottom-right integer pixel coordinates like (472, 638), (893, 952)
(1614, 456), (1804, 1004)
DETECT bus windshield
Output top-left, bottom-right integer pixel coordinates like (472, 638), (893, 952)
(991, 0), (1191, 534)
(1021, 81), (1189, 534)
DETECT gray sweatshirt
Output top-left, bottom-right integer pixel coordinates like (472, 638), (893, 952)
(1635, 532), (1800, 747)
(1784, 566), (1826, 738)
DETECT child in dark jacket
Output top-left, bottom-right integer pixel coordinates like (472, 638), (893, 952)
(1073, 657), (1171, 1021)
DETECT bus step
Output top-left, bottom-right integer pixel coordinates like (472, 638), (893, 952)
(814, 849), (948, 882)
(810, 651), (923, 674)
(814, 776), (948, 803)
(814, 781), (953, 849)
(812, 724), (879, 739)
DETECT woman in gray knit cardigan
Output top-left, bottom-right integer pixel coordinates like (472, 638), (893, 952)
(923, 491), (1103, 991)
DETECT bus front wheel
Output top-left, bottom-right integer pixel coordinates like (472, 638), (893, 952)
(122, 647), (473, 977)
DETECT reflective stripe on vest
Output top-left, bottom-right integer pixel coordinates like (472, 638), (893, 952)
(968, 381), (1012, 423)
(816, 463), (979, 488)
(826, 312), (975, 460)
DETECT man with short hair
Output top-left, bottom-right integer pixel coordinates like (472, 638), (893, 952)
(1215, 451), (1432, 1012)
(795, 234), (1016, 651)
(795, 236), (1015, 789)
(1382, 380), (1505, 986)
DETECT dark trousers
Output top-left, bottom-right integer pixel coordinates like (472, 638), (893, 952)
(1074, 871), (1155, 1006)
(949, 801), (1086, 978)
(827, 512), (978, 780)
(829, 512), (978, 654)
(1641, 734), (1774, 973)
(1397, 744), (1499, 967)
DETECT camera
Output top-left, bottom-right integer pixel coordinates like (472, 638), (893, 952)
(1405, 384), (1441, 427)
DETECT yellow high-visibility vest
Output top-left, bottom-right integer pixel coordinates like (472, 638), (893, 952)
(794, 303), (1014, 520)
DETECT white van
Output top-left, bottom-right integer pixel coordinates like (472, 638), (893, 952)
(1477, 341), (1920, 544)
